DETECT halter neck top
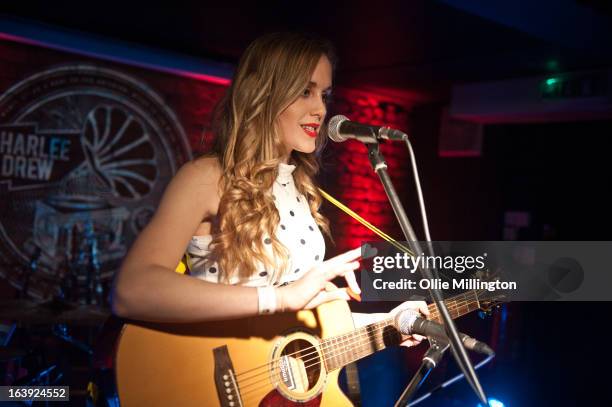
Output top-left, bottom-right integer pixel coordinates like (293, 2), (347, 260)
(185, 163), (326, 287)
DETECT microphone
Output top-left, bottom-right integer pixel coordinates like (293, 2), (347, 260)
(395, 309), (495, 356)
(327, 115), (407, 143)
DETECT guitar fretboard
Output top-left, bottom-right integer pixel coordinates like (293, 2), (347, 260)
(321, 290), (481, 371)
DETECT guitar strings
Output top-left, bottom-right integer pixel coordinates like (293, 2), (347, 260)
(238, 298), (481, 403)
(235, 292), (478, 383)
(235, 289), (481, 381)
(235, 292), (484, 390)
(236, 291), (482, 388)
(238, 294), (487, 404)
(241, 298), (480, 392)
(239, 320), (401, 400)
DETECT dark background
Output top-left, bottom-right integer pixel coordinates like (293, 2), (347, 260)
(2, 1), (612, 406)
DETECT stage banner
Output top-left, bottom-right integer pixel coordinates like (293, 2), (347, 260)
(0, 39), (225, 300)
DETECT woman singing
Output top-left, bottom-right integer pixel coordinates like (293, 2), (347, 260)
(112, 32), (427, 345)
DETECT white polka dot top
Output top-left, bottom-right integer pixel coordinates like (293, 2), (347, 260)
(185, 163), (326, 287)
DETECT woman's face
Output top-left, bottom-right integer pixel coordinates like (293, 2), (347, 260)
(277, 55), (332, 159)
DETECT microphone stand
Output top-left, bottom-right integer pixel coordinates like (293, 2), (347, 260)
(394, 340), (449, 407)
(364, 140), (488, 405)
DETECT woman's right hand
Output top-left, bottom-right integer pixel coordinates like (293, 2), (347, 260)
(278, 247), (362, 311)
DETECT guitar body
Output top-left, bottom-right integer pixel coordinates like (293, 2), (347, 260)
(115, 300), (355, 407)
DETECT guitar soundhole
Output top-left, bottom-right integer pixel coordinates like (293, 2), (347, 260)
(277, 338), (321, 393)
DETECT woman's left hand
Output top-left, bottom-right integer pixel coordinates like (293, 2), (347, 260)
(390, 300), (430, 348)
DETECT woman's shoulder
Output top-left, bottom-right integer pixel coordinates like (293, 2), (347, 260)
(162, 156), (222, 218)
(174, 155), (223, 187)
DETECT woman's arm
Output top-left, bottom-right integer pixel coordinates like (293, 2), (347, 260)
(111, 158), (363, 323)
(112, 158), (262, 322)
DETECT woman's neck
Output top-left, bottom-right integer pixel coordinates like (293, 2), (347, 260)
(280, 152), (291, 164)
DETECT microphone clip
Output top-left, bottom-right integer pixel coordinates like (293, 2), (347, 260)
(423, 338), (450, 368)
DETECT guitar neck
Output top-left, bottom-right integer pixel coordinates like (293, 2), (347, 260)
(426, 289), (481, 323)
(321, 290), (481, 371)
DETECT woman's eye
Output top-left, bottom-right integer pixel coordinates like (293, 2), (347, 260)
(302, 88), (311, 97)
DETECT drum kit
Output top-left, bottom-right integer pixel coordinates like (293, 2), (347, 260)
(0, 224), (113, 403)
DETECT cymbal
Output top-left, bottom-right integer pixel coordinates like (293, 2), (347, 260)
(0, 347), (27, 362)
(0, 299), (110, 326)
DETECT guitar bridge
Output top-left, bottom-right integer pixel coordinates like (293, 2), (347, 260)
(213, 345), (243, 407)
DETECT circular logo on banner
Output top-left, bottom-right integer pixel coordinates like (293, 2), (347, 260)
(0, 65), (191, 301)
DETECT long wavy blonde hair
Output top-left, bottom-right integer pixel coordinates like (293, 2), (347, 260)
(207, 32), (335, 282)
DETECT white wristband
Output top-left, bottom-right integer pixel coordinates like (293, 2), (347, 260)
(257, 286), (277, 315)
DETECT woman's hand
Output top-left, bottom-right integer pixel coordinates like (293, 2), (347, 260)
(278, 247), (362, 311)
(390, 300), (430, 348)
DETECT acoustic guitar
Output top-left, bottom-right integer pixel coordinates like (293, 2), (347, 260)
(114, 288), (502, 406)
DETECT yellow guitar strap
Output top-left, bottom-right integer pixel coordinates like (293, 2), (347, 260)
(317, 188), (415, 256)
(175, 255), (188, 274)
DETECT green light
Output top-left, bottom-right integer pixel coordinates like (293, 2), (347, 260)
(546, 78), (558, 86)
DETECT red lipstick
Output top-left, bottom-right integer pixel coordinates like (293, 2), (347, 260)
(300, 123), (319, 138)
